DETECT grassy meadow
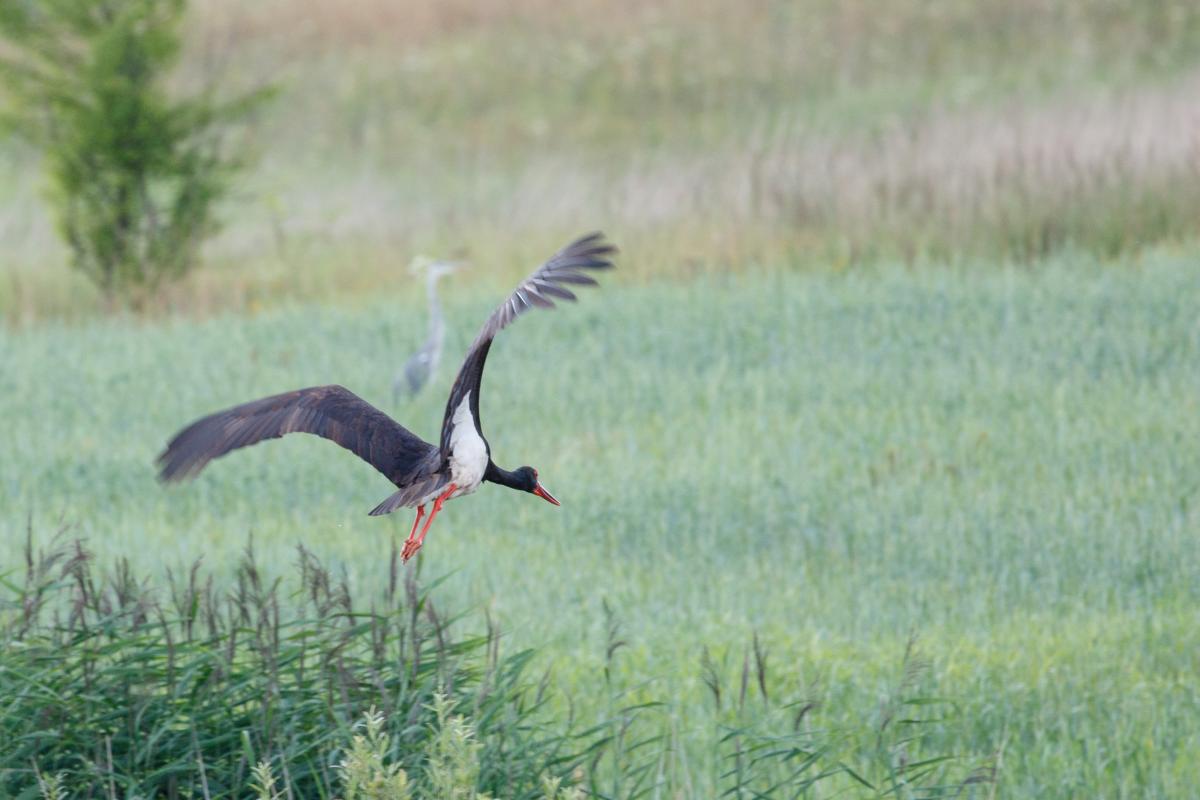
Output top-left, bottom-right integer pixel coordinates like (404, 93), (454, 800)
(6, 258), (1200, 795)
(3, 0), (1200, 797)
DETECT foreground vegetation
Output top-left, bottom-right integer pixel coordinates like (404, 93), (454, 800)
(2, 540), (622, 799)
(2, 541), (594, 797)
(4, 256), (1199, 796)
(2, 537), (983, 797)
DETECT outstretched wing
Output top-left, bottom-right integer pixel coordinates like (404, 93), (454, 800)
(158, 385), (437, 486)
(438, 232), (617, 454)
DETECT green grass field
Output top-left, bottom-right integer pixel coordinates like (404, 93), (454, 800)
(5, 252), (1199, 796)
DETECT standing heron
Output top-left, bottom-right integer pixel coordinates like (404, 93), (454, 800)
(157, 232), (616, 561)
(393, 257), (460, 401)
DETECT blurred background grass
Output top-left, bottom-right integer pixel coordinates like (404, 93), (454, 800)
(3, 0), (1200, 320)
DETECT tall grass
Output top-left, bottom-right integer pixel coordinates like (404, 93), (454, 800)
(179, 0), (1200, 266)
(178, 0), (1200, 264)
(2, 535), (989, 798)
(0, 536), (597, 798)
(746, 73), (1200, 261)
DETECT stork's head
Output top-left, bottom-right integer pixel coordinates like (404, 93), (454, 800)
(510, 466), (560, 505)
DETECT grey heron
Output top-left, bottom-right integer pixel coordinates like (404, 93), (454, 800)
(393, 257), (460, 401)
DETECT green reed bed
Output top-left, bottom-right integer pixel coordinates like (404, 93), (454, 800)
(0, 538), (596, 798)
(1, 537), (987, 799)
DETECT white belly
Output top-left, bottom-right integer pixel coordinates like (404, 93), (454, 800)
(447, 392), (488, 495)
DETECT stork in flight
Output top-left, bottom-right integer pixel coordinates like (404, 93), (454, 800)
(158, 232), (616, 561)
(393, 257), (460, 401)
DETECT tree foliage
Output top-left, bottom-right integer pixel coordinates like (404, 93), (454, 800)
(0, 0), (269, 305)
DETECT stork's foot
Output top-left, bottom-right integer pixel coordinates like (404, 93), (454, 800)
(401, 540), (419, 561)
(400, 484), (457, 563)
(402, 505), (426, 562)
(401, 535), (425, 561)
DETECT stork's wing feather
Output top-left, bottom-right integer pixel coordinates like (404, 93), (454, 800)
(439, 232), (616, 454)
(158, 385), (437, 486)
(367, 473), (450, 517)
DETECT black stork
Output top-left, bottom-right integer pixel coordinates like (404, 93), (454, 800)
(157, 232), (616, 561)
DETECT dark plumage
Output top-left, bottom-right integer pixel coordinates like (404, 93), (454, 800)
(158, 232), (616, 560)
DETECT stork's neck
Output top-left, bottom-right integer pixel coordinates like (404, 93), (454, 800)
(484, 462), (524, 490)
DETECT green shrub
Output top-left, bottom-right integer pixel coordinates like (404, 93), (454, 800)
(334, 707), (413, 800)
(0, 0), (269, 307)
(249, 702), (589, 800)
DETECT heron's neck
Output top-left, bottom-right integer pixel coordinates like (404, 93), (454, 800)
(425, 270), (442, 305)
(426, 272), (445, 343)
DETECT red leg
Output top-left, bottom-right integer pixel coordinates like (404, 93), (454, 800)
(402, 484), (456, 562)
(401, 505), (425, 559)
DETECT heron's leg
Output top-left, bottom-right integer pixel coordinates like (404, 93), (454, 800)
(402, 484), (457, 561)
(402, 505), (426, 555)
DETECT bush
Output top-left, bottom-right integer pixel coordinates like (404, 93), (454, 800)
(0, 0), (269, 307)
(249, 701), (587, 800)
